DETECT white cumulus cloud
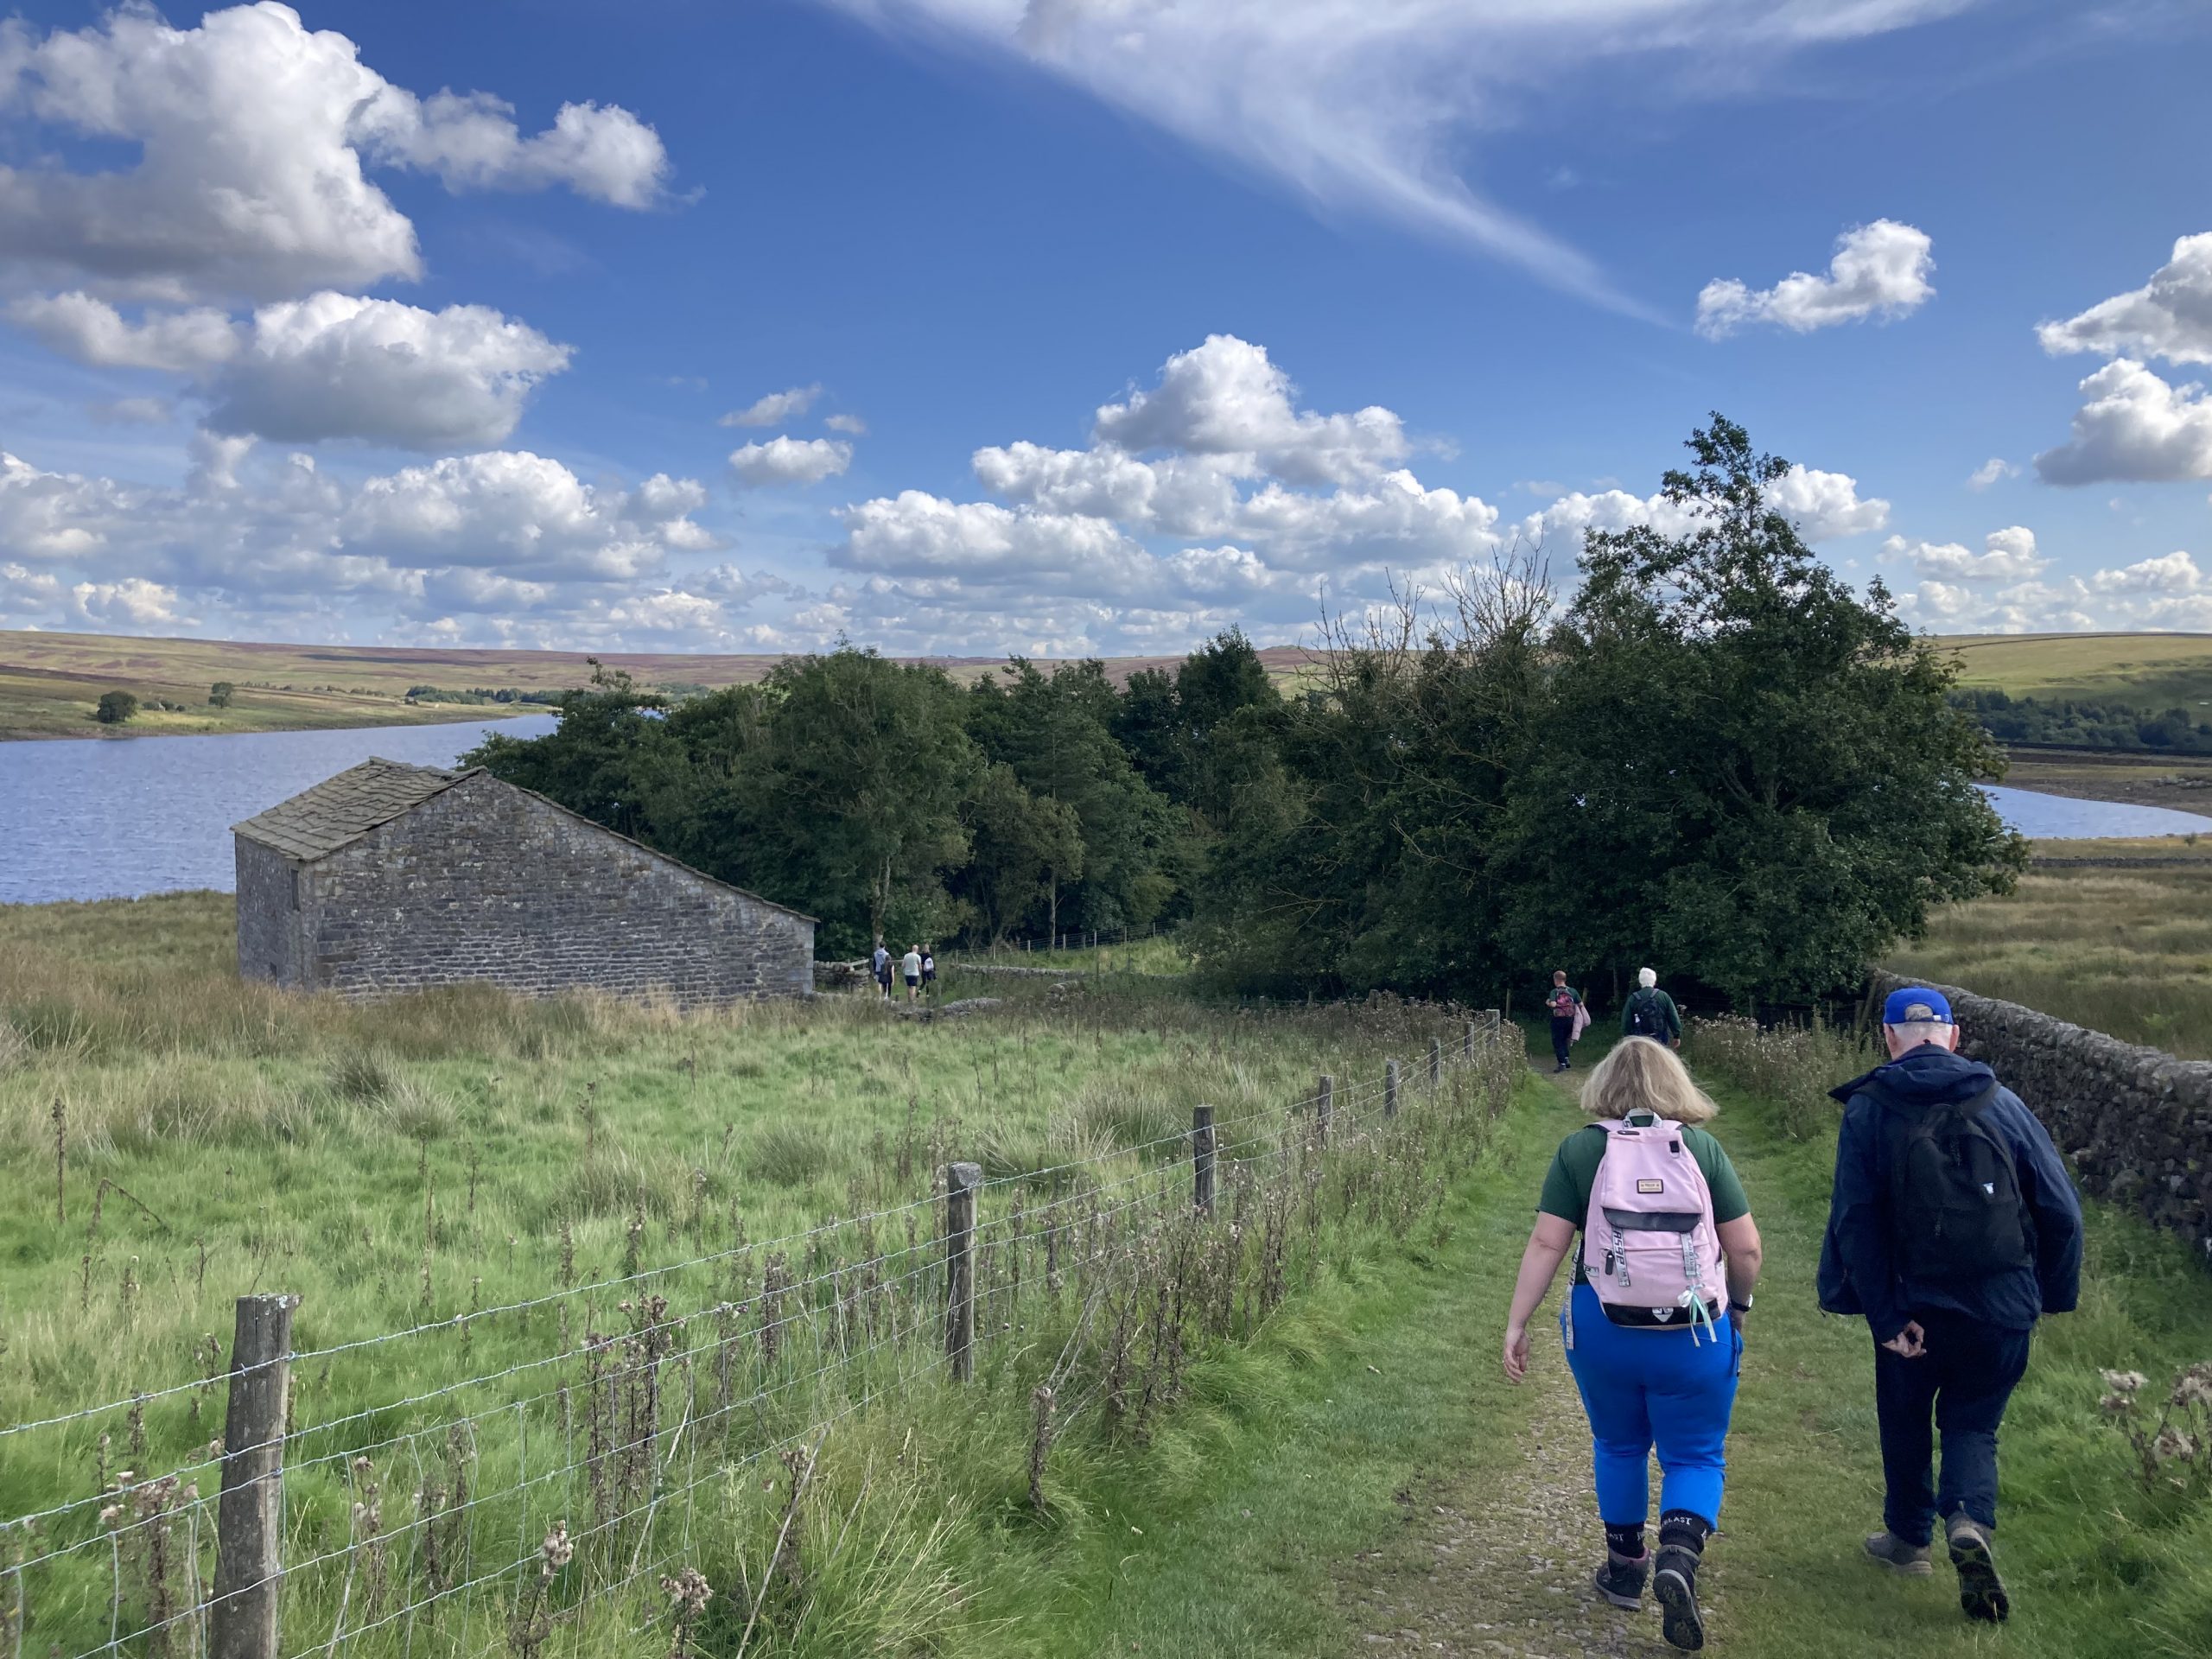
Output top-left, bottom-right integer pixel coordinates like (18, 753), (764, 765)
(1696, 220), (1935, 339)
(1883, 526), (2047, 582)
(2039, 233), (2212, 366)
(1967, 458), (2018, 490)
(8, 292), (241, 371)
(728, 435), (855, 487)
(0, 2), (670, 301)
(207, 294), (571, 448)
(6, 289), (573, 448)
(2090, 550), (2203, 594)
(721, 385), (823, 428)
(1092, 334), (1407, 486)
(2035, 359), (2212, 485)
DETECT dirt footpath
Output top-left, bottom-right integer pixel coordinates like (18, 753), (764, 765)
(1333, 1070), (1713, 1658)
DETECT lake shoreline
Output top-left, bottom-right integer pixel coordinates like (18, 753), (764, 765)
(0, 705), (538, 743)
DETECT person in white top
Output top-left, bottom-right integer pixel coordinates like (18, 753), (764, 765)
(901, 945), (924, 1002)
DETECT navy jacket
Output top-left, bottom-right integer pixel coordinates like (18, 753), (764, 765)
(1816, 1044), (2082, 1340)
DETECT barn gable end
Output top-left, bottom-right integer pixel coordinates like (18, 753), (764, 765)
(232, 759), (815, 1004)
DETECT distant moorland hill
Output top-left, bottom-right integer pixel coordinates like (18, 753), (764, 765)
(3, 626), (2206, 741)
(0, 630), (1319, 739)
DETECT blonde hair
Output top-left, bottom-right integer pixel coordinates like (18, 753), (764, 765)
(1581, 1035), (1718, 1126)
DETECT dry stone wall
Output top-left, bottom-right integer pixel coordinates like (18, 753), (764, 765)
(1870, 971), (2212, 1261)
(300, 774), (814, 1004)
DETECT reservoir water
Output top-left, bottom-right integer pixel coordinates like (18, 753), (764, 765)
(0, 715), (556, 906)
(3, 726), (2208, 906)
(1980, 784), (2212, 842)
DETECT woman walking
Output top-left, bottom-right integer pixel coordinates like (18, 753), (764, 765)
(1502, 1038), (1764, 1650)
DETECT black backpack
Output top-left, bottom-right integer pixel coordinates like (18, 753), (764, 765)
(1626, 990), (1665, 1039)
(1882, 1084), (2033, 1281)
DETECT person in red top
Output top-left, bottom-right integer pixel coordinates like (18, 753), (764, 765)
(1543, 969), (1583, 1072)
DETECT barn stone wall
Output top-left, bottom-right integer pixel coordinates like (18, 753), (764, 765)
(234, 835), (307, 987)
(300, 775), (813, 1003)
(1870, 971), (2212, 1261)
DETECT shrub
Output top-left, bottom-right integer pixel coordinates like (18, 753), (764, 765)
(208, 682), (234, 708)
(94, 690), (138, 725)
(1687, 1013), (1869, 1141)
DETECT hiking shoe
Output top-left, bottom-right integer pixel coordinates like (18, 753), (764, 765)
(1863, 1531), (1934, 1575)
(1652, 1545), (1705, 1650)
(1592, 1549), (1649, 1610)
(1946, 1515), (2009, 1623)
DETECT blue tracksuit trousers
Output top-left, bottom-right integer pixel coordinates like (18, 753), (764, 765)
(1561, 1280), (1742, 1528)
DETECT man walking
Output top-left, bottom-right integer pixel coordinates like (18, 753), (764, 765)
(1542, 970), (1582, 1072)
(901, 943), (925, 1004)
(1622, 968), (1681, 1048)
(871, 939), (893, 1002)
(1818, 987), (2082, 1624)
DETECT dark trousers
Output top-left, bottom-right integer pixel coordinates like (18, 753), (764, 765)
(1873, 1310), (2032, 1544)
(1550, 1016), (1573, 1065)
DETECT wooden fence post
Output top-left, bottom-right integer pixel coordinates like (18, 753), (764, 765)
(211, 1293), (298, 1659)
(1192, 1105), (1216, 1215)
(944, 1163), (981, 1382)
(1384, 1058), (1399, 1120)
(1464, 1021), (1477, 1061)
(1428, 1036), (1442, 1090)
(1315, 1074), (1332, 1147)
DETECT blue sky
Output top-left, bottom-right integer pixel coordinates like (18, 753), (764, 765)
(1, 0), (2209, 654)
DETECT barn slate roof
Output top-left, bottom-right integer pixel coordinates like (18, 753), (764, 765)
(232, 756), (818, 923)
(232, 757), (472, 861)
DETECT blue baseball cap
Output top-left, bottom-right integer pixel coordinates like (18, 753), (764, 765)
(1882, 987), (1954, 1027)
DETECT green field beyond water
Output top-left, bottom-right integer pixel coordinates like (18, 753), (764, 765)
(1947, 632), (2212, 708)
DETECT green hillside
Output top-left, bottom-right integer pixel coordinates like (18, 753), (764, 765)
(1943, 632), (2212, 708)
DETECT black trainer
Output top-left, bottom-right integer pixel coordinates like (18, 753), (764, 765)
(1946, 1515), (2009, 1623)
(1592, 1548), (1649, 1609)
(1653, 1544), (1705, 1650)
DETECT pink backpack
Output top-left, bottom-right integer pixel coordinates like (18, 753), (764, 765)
(1584, 1110), (1726, 1342)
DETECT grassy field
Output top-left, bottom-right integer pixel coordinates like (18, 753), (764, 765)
(1945, 632), (2212, 708)
(0, 893), (1506, 1656)
(1889, 841), (2212, 1059)
(0, 662), (547, 741)
(0, 631), (1321, 740)
(2001, 748), (2212, 810)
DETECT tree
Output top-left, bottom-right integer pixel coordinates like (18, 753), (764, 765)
(969, 660), (1179, 938)
(94, 690), (138, 725)
(1194, 416), (2024, 1007)
(207, 682), (234, 709)
(1497, 415), (2023, 1004)
(956, 764), (1084, 944)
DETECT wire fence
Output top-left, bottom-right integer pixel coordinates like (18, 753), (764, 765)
(0, 1014), (1515, 1659)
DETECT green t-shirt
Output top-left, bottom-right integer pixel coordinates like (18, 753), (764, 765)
(1537, 1122), (1750, 1231)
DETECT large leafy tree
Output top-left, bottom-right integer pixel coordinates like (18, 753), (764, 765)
(1196, 417), (2023, 1007)
(1497, 416), (2023, 1003)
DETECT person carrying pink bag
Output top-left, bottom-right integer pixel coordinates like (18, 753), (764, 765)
(1503, 1038), (1766, 1650)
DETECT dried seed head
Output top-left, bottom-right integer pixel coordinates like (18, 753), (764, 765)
(2101, 1369), (2149, 1393)
(2152, 1427), (2201, 1463)
(540, 1522), (575, 1573)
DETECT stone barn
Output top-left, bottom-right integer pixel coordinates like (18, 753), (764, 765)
(232, 758), (815, 1002)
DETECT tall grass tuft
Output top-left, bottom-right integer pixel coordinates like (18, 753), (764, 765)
(1687, 1014), (1871, 1141)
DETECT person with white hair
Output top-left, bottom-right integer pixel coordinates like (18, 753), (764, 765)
(1817, 986), (2082, 1626)
(1622, 967), (1681, 1048)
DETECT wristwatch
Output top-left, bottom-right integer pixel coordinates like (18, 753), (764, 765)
(1728, 1296), (1753, 1314)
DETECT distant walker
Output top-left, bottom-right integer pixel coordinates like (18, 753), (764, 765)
(232, 758), (816, 1003)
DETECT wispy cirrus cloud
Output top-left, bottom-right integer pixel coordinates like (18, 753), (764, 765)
(820, 1), (1986, 313)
